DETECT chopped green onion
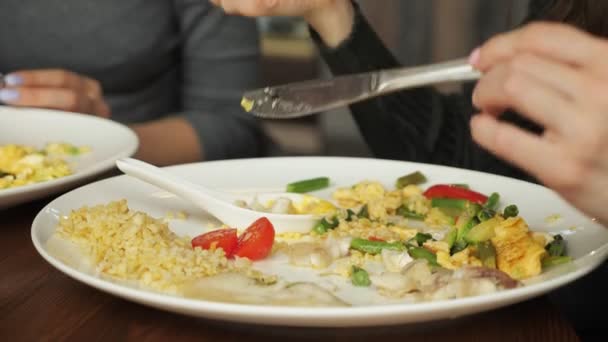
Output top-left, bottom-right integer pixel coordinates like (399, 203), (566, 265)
(477, 208), (496, 222)
(396, 171), (427, 188)
(542, 256), (572, 268)
(413, 233), (433, 246)
(351, 266), (371, 287)
(546, 235), (567, 257)
(407, 246), (439, 266)
(345, 209), (357, 222)
(312, 223), (328, 235)
(358, 204), (370, 219)
(286, 177), (330, 193)
(503, 205), (519, 218)
(396, 206), (425, 220)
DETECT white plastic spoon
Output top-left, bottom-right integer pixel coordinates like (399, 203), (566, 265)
(115, 158), (321, 233)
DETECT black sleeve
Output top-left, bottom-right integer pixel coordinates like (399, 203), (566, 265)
(310, 3), (535, 182)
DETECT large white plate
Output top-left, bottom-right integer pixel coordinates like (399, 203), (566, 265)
(31, 157), (608, 327)
(0, 106), (138, 208)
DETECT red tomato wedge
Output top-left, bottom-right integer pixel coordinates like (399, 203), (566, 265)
(423, 185), (488, 205)
(233, 217), (275, 261)
(191, 229), (238, 257)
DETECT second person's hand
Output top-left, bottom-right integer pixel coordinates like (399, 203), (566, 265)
(0, 69), (110, 118)
(210, 0), (354, 47)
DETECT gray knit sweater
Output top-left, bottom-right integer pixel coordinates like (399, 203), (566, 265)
(0, 0), (268, 160)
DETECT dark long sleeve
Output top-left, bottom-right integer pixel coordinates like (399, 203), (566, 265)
(311, 3), (534, 182)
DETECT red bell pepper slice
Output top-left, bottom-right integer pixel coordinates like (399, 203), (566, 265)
(424, 185), (488, 205)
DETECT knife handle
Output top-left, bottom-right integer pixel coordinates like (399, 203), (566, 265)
(377, 58), (481, 94)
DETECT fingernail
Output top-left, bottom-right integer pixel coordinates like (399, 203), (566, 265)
(468, 47), (481, 66)
(0, 89), (20, 103)
(4, 74), (23, 87)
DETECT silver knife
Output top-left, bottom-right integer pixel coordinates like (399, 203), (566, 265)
(241, 58), (481, 119)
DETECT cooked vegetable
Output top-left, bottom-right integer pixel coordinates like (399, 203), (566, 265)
(396, 171), (427, 188)
(542, 256), (572, 268)
(286, 177), (330, 193)
(413, 233), (433, 246)
(477, 241), (497, 269)
(358, 204), (370, 219)
(191, 229), (239, 257)
(0, 170), (14, 178)
(452, 203), (482, 253)
(396, 205), (425, 220)
(477, 208), (496, 222)
(465, 217), (503, 243)
(407, 246), (439, 266)
(345, 209), (357, 221)
(312, 223), (329, 235)
(351, 266), (371, 287)
(233, 217), (275, 261)
(546, 235), (567, 257)
(424, 185), (489, 205)
(443, 228), (458, 248)
(451, 184), (470, 189)
(484, 192), (500, 210)
(503, 205), (519, 218)
(431, 198), (470, 210)
(350, 238), (405, 255)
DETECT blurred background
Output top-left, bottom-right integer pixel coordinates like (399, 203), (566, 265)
(259, 0), (530, 158)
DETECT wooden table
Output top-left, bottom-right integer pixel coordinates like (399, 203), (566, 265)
(1, 199), (581, 342)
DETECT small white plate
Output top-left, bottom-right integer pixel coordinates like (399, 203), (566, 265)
(0, 106), (138, 208)
(31, 157), (608, 327)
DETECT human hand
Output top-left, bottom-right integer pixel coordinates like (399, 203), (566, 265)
(469, 22), (608, 225)
(210, 0), (354, 47)
(0, 69), (110, 118)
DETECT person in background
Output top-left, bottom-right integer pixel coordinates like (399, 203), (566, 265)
(211, 0), (607, 338)
(0, 0), (270, 166)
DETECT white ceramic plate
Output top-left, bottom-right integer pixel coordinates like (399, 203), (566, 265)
(31, 157), (608, 327)
(0, 106), (138, 208)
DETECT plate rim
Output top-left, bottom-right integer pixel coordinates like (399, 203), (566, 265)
(29, 157), (608, 326)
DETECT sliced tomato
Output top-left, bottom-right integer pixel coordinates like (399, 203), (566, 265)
(191, 229), (238, 257)
(424, 185), (488, 205)
(233, 217), (275, 261)
(369, 236), (385, 242)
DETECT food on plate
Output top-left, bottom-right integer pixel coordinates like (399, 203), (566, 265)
(49, 172), (570, 306)
(235, 194), (336, 216)
(0, 142), (89, 189)
(286, 177), (330, 193)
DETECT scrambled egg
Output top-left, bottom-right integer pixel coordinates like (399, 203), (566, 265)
(0, 143), (88, 189)
(291, 195), (336, 215)
(491, 218), (547, 280)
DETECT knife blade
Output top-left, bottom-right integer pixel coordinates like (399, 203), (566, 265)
(241, 58), (481, 119)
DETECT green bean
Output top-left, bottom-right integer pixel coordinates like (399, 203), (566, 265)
(431, 198), (469, 210)
(351, 266), (371, 287)
(350, 238), (404, 255)
(396, 171), (427, 189)
(286, 177), (330, 193)
(503, 205), (519, 218)
(484, 192), (500, 210)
